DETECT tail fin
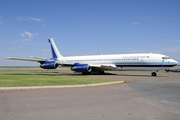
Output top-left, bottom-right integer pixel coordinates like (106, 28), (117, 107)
(48, 38), (63, 58)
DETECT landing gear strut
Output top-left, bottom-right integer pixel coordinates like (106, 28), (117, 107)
(82, 72), (91, 75)
(99, 71), (105, 74)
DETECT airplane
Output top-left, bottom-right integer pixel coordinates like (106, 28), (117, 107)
(6, 38), (178, 76)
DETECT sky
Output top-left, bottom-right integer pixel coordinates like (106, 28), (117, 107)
(0, 0), (180, 66)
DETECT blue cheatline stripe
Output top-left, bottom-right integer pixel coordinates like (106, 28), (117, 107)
(116, 64), (176, 67)
(95, 62), (177, 65)
(115, 62), (177, 65)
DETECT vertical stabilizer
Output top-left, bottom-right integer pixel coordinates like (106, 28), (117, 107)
(48, 38), (63, 58)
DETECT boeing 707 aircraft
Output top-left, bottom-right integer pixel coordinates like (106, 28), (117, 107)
(6, 38), (178, 76)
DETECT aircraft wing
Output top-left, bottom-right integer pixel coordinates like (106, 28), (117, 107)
(6, 57), (117, 71)
(30, 56), (50, 60)
(6, 57), (46, 62)
(59, 61), (117, 70)
(59, 60), (117, 71)
(90, 64), (117, 71)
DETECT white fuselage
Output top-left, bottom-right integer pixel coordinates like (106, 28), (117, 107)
(59, 53), (178, 71)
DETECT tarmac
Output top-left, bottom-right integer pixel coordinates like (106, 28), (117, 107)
(0, 71), (180, 120)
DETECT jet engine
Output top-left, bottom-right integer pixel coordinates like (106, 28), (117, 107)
(71, 63), (92, 72)
(40, 60), (59, 69)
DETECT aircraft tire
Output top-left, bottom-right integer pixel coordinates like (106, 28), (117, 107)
(151, 72), (157, 76)
(82, 72), (91, 75)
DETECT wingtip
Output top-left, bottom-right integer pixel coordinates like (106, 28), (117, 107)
(5, 57), (12, 59)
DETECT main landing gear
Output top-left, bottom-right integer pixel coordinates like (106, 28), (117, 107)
(82, 72), (91, 75)
(82, 71), (105, 75)
(151, 71), (157, 76)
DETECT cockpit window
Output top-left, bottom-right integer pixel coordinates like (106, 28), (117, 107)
(162, 56), (170, 59)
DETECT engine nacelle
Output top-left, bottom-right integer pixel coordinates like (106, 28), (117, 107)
(71, 63), (92, 72)
(40, 61), (59, 69)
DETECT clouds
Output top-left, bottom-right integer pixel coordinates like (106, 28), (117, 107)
(12, 41), (16, 44)
(1, 31), (37, 51)
(2, 39), (15, 44)
(20, 31), (38, 43)
(20, 31), (38, 41)
(17, 16), (45, 27)
(18, 17), (43, 22)
(24, 31), (38, 38)
(20, 33), (26, 37)
(29, 17), (43, 22)
(21, 39), (31, 42)
(1, 39), (17, 50)
(1, 31), (38, 51)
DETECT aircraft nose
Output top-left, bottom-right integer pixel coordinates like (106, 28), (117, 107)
(173, 60), (178, 65)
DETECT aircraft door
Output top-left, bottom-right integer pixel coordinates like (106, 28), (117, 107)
(162, 60), (164, 67)
(140, 58), (144, 64)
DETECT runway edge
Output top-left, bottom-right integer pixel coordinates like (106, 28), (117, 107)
(0, 81), (124, 90)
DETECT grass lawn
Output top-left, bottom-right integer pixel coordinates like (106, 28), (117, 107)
(0, 72), (116, 87)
